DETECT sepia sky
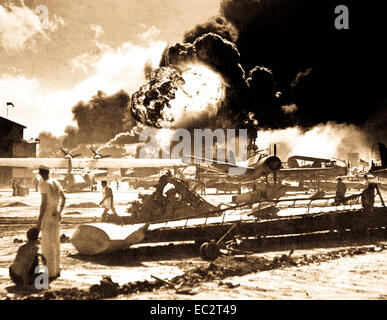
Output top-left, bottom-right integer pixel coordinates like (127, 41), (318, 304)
(0, 0), (220, 138)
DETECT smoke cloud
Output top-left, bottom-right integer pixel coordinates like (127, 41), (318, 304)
(37, 0), (387, 159)
(183, 15), (239, 44)
(257, 123), (372, 162)
(219, 0), (386, 128)
(37, 132), (63, 158)
(61, 90), (131, 148)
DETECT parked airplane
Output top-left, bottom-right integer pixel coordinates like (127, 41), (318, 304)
(182, 147), (282, 182)
(0, 156), (186, 170)
(60, 158), (98, 192)
(278, 155), (348, 184)
(0, 150), (188, 192)
(33, 149), (102, 192)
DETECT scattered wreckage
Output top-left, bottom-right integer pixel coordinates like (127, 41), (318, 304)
(70, 175), (387, 257)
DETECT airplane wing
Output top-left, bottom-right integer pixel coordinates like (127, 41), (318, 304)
(0, 158), (187, 169)
(182, 155), (255, 176)
(0, 158), (69, 169)
(369, 168), (387, 178)
(288, 155), (332, 163)
(280, 167), (333, 173)
(182, 155), (254, 170)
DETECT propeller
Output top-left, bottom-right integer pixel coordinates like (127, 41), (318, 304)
(61, 148), (82, 158)
(90, 147), (111, 159)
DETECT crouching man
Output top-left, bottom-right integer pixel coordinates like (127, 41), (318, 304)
(9, 228), (47, 289)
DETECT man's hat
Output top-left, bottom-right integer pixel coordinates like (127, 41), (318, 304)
(39, 164), (50, 171)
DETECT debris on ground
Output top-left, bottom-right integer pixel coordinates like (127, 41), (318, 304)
(218, 281), (240, 289)
(17, 244), (385, 300)
(151, 274), (199, 295)
(89, 276), (120, 298)
(13, 238), (24, 244)
(66, 202), (100, 208)
(371, 244), (384, 252)
(60, 234), (70, 243)
(125, 176), (216, 223)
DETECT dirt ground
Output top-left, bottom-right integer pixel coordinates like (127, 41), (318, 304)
(0, 185), (386, 300)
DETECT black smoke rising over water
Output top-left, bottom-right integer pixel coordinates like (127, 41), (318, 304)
(38, 0), (387, 156)
(37, 132), (63, 158)
(37, 90), (138, 157)
(62, 90), (132, 148)
(218, 0), (387, 129)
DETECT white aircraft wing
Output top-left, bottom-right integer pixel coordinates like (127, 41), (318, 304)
(71, 158), (187, 169)
(0, 158), (69, 169)
(280, 167), (333, 173)
(182, 155), (254, 176)
(182, 155), (254, 170)
(0, 158), (187, 169)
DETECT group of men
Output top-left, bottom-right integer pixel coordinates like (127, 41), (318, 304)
(335, 175), (383, 213)
(8, 167), (384, 290)
(9, 164), (118, 289)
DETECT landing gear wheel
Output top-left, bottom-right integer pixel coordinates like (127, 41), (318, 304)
(205, 240), (219, 261)
(199, 242), (209, 260)
(199, 240), (219, 261)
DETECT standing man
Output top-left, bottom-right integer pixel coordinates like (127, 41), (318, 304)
(335, 177), (347, 202)
(33, 176), (39, 192)
(100, 180), (118, 221)
(12, 178), (18, 196)
(37, 164), (66, 280)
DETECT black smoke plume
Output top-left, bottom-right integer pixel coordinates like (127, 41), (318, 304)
(38, 0), (387, 157)
(37, 132), (63, 158)
(62, 90), (131, 148)
(37, 90), (136, 157)
(219, 0), (387, 128)
(183, 15), (239, 44)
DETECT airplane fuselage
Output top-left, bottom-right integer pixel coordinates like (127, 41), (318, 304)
(208, 154), (282, 181)
(246, 155), (282, 180)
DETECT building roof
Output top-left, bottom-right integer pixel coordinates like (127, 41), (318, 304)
(0, 117), (26, 129)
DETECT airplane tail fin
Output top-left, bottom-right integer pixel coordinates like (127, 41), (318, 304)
(228, 150), (236, 165)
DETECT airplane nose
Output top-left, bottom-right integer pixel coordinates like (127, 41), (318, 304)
(266, 156), (282, 172)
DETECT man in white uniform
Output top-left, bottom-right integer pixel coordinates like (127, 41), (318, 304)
(37, 165), (66, 280)
(100, 180), (118, 221)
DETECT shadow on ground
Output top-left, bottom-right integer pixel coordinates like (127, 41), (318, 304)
(67, 243), (199, 266)
(67, 229), (387, 266)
